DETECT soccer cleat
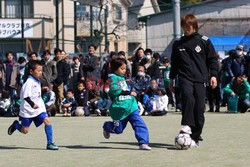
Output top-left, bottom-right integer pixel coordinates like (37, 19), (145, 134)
(103, 130), (110, 139)
(139, 144), (152, 151)
(8, 120), (19, 135)
(180, 125), (192, 134)
(47, 143), (59, 150)
(190, 140), (199, 148)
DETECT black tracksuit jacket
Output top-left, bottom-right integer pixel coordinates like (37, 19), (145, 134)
(170, 32), (218, 82)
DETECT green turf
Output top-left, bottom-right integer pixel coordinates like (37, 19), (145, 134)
(0, 108), (249, 167)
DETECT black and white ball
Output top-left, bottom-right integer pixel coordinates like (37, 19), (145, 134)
(175, 133), (192, 150)
(75, 108), (84, 116)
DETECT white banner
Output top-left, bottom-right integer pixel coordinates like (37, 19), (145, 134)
(0, 20), (33, 38)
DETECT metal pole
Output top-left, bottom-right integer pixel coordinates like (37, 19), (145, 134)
(74, 1), (77, 53)
(172, 0), (181, 40)
(56, 0), (59, 48)
(104, 6), (108, 51)
(90, 6), (93, 38)
(21, 0), (25, 53)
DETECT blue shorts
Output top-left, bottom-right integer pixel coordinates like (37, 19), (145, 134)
(19, 112), (48, 128)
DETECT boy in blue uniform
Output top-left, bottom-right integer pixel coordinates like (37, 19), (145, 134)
(7, 60), (59, 150)
(103, 58), (151, 150)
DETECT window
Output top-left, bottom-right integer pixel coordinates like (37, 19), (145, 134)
(5, 0), (33, 18)
(114, 42), (118, 53)
(114, 6), (122, 21)
(76, 5), (88, 21)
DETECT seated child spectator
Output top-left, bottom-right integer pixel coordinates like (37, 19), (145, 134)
(86, 78), (100, 115)
(42, 86), (56, 116)
(75, 81), (90, 116)
(0, 90), (11, 116)
(96, 91), (112, 116)
(61, 89), (78, 116)
(147, 88), (168, 116)
(143, 79), (159, 115)
(132, 66), (151, 102)
(224, 75), (250, 113)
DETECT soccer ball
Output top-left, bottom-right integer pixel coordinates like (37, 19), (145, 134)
(75, 108), (84, 116)
(175, 133), (192, 150)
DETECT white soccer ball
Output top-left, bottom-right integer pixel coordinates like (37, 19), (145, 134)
(175, 133), (192, 150)
(75, 108), (84, 116)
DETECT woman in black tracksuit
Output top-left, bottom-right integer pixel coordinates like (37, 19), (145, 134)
(169, 14), (219, 147)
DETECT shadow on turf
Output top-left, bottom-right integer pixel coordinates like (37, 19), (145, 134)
(60, 145), (138, 150)
(0, 146), (45, 150)
(100, 142), (177, 150)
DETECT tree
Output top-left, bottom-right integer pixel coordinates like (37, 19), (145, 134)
(94, 0), (126, 40)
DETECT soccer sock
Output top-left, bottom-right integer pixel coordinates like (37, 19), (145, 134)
(14, 122), (22, 132)
(45, 125), (53, 144)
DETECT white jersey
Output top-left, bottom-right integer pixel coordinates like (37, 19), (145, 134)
(19, 76), (46, 118)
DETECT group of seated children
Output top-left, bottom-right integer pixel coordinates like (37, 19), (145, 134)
(49, 81), (111, 117)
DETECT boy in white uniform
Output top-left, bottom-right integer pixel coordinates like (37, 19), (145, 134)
(7, 60), (59, 150)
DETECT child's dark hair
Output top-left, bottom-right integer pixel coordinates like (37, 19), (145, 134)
(77, 81), (86, 88)
(110, 58), (127, 73)
(157, 88), (166, 95)
(18, 56), (26, 64)
(5, 51), (13, 57)
(67, 89), (74, 94)
(42, 50), (51, 57)
(28, 52), (38, 58)
(88, 44), (97, 50)
(54, 48), (61, 56)
(144, 48), (152, 55)
(109, 51), (117, 58)
(153, 52), (161, 60)
(73, 55), (80, 61)
(28, 60), (42, 72)
(137, 65), (145, 71)
(118, 51), (125, 56)
(162, 57), (170, 64)
(1, 90), (10, 99)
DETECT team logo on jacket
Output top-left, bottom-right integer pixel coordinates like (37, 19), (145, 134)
(195, 45), (201, 53)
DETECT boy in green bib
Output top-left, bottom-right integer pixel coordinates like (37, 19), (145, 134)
(103, 58), (151, 150)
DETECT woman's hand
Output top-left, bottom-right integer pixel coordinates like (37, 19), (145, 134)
(210, 76), (217, 89)
(169, 79), (174, 92)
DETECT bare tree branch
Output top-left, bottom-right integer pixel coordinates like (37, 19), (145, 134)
(95, 0), (122, 39)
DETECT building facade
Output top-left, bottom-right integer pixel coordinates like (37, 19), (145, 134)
(127, 0), (158, 55)
(76, 0), (132, 55)
(0, 0), (75, 56)
(139, 0), (250, 57)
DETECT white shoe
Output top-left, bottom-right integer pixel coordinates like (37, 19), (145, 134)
(95, 109), (101, 116)
(190, 140), (199, 148)
(180, 125), (192, 134)
(139, 144), (152, 151)
(103, 130), (110, 139)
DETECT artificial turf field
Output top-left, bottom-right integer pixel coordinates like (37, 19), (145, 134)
(0, 107), (249, 167)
